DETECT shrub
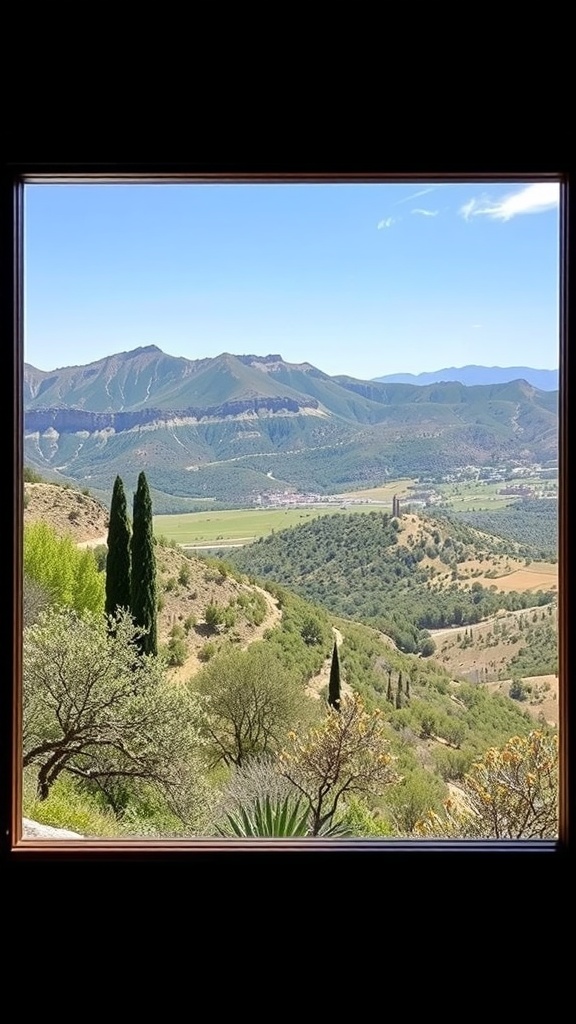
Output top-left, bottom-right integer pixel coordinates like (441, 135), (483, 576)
(417, 731), (558, 839)
(178, 564), (191, 586)
(167, 637), (188, 667)
(510, 678), (530, 701)
(205, 602), (224, 629)
(199, 642), (217, 662)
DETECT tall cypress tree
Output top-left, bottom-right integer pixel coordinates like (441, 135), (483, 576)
(105, 475), (132, 620)
(328, 641), (341, 711)
(395, 672), (404, 709)
(130, 471), (157, 656)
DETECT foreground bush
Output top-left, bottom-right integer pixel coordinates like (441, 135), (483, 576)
(415, 730), (558, 839)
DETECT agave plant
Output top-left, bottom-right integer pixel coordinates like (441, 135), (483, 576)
(216, 794), (352, 837)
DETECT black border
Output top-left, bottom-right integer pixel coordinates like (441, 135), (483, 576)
(3, 163), (572, 892)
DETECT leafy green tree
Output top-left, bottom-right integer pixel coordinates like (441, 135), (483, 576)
(130, 472), (157, 656)
(301, 615), (325, 646)
(105, 475), (131, 619)
(23, 606), (204, 812)
(419, 634), (437, 657)
(328, 641), (341, 711)
(192, 644), (311, 768)
(24, 522), (105, 614)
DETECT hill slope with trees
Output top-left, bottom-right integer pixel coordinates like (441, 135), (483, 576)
(21, 476), (558, 840)
(226, 509), (556, 654)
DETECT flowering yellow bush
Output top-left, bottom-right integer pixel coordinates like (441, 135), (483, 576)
(277, 693), (399, 835)
(415, 730), (558, 839)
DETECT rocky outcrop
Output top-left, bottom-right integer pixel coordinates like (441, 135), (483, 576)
(24, 395), (319, 435)
(22, 818), (84, 839)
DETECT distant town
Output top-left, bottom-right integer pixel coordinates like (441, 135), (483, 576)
(253, 463), (558, 510)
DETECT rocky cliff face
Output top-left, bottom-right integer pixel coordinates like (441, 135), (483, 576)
(24, 395), (319, 434)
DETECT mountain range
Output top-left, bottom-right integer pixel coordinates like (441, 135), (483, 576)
(23, 347), (558, 511)
(372, 366), (558, 390)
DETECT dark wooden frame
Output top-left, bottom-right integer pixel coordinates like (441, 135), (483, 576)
(2, 164), (571, 872)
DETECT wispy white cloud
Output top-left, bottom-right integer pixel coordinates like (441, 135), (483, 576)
(460, 198), (477, 221)
(393, 186), (443, 207)
(377, 217), (395, 229)
(459, 183), (559, 222)
(411, 208), (438, 217)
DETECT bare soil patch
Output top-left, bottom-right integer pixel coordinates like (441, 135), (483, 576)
(481, 566), (558, 593)
(24, 482), (110, 542)
(482, 674), (558, 728)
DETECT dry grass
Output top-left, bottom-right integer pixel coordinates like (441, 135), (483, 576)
(23, 481), (283, 684)
(483, 674), (558, 728)
(431, 604), (558, 726)
(24, 482), (110, 541)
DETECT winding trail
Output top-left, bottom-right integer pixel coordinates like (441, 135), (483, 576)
(305, 627), (353, 701)
(166, 584), (282, 685)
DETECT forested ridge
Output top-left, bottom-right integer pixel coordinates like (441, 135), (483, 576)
(227, 509), (555, 654)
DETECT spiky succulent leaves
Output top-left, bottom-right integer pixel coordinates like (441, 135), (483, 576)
(328, 641), (341, 711)
(105, 476), (132, 620)
(130, 472), (157, 656)
(216, 794), (353, 837)
(217, 795), (311, 837)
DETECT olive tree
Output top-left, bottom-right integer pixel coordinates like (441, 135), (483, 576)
(23, 606), (205, 820)
(192, 643), (314, 768)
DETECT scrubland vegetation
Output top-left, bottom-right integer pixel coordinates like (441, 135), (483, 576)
(22, 473), (559, 840)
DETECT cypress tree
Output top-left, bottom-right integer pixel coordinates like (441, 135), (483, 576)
(395, 672), (404, 709)
(386, 670), (393, 703)
(328, 641), (341, 711)
(105, 476), (132, 620)
(130, 471), (157, 656)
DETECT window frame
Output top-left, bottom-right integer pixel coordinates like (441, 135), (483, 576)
(2, 163), (571, 866)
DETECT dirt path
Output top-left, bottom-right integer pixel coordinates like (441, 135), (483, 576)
(428, 606), (537, 641)
(166, 585), (282, 685)
(305, 627), (353, 701)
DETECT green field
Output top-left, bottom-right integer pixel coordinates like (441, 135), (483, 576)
(434, 476), (557, 512)
(153, 504), (388, 547)
(338, 479), (415, 501)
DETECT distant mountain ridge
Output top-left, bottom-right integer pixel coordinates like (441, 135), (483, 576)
(372, 366), (559, 391)
(23, 346), (558, 509)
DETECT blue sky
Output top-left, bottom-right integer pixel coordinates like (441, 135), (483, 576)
(23, 181), (560, 379)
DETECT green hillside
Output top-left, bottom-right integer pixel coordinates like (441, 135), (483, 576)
(226, 510), (555, 654)
(442, 501), (558, 559)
